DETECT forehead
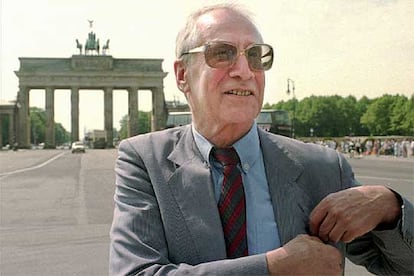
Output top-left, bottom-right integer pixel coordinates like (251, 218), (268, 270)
(196, 9), (263, 44)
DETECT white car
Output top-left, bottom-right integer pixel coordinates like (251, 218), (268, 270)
(71, 141), (86, 153)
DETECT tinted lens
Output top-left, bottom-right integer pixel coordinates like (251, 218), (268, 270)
(246, 44), (273, 71)
(203, 42), (273, 71)
(205, 43), (237, 68)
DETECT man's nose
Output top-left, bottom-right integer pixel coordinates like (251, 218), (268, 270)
(228, 54), (255, 80)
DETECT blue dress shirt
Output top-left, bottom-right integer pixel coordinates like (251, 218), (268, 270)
(192, 123), (281, 255)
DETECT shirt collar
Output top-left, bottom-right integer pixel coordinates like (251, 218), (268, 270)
(192, 122), (261, 173)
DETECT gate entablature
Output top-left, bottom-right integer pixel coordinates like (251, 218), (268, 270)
(14, 55), (168, 148)
(16, 56), (166, 89)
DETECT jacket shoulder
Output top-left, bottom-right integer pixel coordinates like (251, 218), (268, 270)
(119, 125), (189, 153)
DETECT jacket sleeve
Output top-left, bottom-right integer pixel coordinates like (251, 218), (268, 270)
(109, 138), (268, 276)
(337, 152), (414, 275)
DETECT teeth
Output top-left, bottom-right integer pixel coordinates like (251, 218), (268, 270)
(226, 90), (252, 96)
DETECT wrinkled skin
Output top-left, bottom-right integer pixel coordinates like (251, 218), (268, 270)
(174, 9), (265, 148)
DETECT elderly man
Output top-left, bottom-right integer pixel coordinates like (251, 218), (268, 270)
(109, 4), (413, 275)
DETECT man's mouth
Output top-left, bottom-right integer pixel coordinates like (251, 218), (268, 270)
(224, 90), (253, 96)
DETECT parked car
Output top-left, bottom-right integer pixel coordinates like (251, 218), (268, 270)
(71, 141), (85, 153)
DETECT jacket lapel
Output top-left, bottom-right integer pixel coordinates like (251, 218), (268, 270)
(259, 130), (311, 245)
(167, 126), (227, 261)
(165, 126), (312, 258)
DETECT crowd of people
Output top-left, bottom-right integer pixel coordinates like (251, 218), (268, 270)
(305, 137), (414, 158)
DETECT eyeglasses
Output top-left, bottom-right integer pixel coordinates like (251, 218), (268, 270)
(180, 42), (274, 71)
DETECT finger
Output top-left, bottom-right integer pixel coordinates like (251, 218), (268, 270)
(309, 202), (329, 235)
(327, 222), (347, 243)
(341, 231), (356, 243)
(318, 213), (337, 242)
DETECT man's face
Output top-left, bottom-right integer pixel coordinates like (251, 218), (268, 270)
(179, 9), (266, 132)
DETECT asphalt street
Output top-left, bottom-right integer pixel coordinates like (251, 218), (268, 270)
(0, 148), (412, 275)
(1, 149), (117, 275)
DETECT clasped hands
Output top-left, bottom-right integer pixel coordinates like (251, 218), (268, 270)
(266, 185), (401, 275)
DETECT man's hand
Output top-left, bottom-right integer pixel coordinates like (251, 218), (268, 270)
(309, 185), (401, 243)
(266, 234), (343, 275)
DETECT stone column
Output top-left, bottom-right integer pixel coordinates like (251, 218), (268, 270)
(17, 86), (30, 148)
(0, 116), (3, 148)
(71, 87), (80, 142)
(45, 87), (55, 148)
(8, 112), (14, 147)
(128, 87), (139, 137)
(151, 86), (167, 131)
(104, 87), (113, 148)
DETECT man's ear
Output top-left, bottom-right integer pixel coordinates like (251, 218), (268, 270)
(174, 60), (188, 92)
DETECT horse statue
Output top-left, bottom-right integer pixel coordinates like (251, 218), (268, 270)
(102, 39), (110, 55)
(84, 31), (100, 55)
(75, 39), (83, 55)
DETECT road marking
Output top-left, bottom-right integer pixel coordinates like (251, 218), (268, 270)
(0, 152), (66, 179)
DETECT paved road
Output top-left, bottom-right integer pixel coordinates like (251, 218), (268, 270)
(0, 149), (412, 275)
(348, 155), (413, 202)
(1, 149), (117, 275)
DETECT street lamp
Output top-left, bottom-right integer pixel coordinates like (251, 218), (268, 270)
(286, 78), (296, 138)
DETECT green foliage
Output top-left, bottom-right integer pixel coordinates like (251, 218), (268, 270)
(1, 114), (11, 146)
(118, 115), (128, 140)
(55, 122), (70, 145)
(1, 107), (70, 146)
(30, 107), (46, 144)
(390, 95), (413, 135)
(265, 94), (413, 137)
(29, 107), (70, 145)
(360, 94), (412, 136)
(404, 95), (414, 135)
(118, 111), (152, 140)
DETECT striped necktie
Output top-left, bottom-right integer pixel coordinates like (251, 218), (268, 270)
(212, 147), (248, 258)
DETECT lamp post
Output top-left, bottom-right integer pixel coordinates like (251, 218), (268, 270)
(286, 78), (296, 138)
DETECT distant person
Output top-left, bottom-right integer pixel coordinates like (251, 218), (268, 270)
(402, 139), (408, 158)
(109, 4), (413, 275)
(355, 139), (361, 156)
(411, 139), (414, 156)
(365, 139), (373, 155)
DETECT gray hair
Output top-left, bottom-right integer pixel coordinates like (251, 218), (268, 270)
(175, 3), (257, 62)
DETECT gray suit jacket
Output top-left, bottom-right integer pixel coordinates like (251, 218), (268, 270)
(109, 125), (413, 275)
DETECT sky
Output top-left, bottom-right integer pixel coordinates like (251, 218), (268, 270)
(1, 0), (413, 134)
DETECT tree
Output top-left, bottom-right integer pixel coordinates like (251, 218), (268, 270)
(29, 107), (70, 145)
(360, 95), (390, 135)
(1, 114), (11, 146)
(403, 95), (414, 135)
(118, 115), (128, 140)
(30, 107), (46, 145)
(294, 95), (345, 137)
(389, 95), (413, 135)
(265, 94), (412, 137)
(337, 95), (358, 136)
(55, 123), (70, 145)
(354, 96), (371, 136)
(118, 111), (152, 140)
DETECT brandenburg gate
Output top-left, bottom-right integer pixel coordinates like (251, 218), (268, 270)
(14, 55), (168, 148)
